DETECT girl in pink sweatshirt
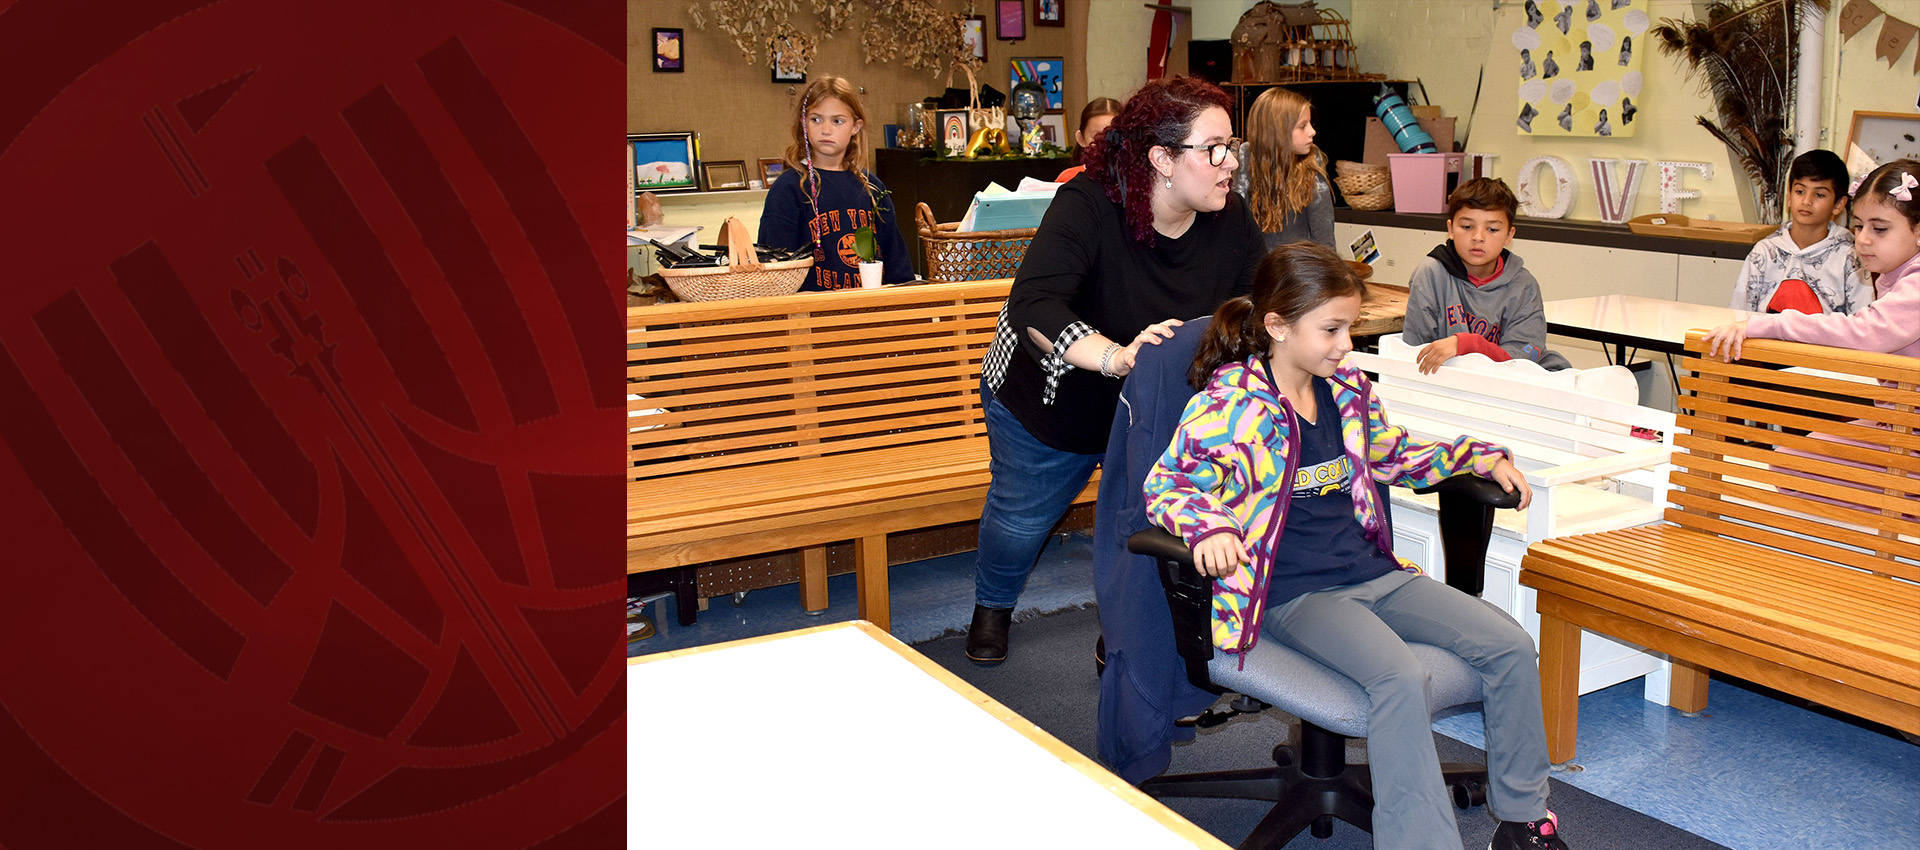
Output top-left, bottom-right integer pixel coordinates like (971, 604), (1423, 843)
(1706, 158), (1920, 361)
(1704, 158), (1920, 516)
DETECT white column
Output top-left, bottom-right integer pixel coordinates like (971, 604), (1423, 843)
(1796, 1), (1825, 154)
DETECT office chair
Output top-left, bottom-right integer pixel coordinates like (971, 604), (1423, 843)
(1127, 481), (1511, 847)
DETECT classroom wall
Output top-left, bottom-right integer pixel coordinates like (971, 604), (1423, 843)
(1345, 0), (1920, 225)
(1827, 0), (1920, 151)
(629, 0), (1082, 177)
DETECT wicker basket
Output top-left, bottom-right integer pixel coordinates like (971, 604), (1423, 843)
(1335, 159), (1389, 178)
(1333, 170), (1391, 196)
(1344, 190), (1395, 211)
(915, 202), (1036, 282)
(655, 217), (811, 301)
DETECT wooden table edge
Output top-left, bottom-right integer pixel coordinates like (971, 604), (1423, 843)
(629, 620), (1231, 849)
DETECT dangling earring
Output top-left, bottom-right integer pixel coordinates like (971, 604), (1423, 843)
(1164, 177), (1173, 189)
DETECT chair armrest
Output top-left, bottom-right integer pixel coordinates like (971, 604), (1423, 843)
(1128, 527), (1196, 566)
(1411, 473), (1523, 510)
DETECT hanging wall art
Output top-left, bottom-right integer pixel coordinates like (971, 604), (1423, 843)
(1514, 0), (1648, 137)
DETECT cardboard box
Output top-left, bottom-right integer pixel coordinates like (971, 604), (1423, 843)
(1363, 116), (1455, 165)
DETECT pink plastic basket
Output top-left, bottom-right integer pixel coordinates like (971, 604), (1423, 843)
(1388, 153), (1449, 214)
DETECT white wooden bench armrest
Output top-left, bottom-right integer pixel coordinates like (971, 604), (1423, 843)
(1521, 444), (1675, 489)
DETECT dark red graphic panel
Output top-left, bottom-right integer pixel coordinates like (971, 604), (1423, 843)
(0, 0), (623, 845)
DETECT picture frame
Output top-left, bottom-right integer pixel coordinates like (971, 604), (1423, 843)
(1035, 0), (1063, 27)
(962, 15), (987, 61)
(997, 0), (1025, 40)
(1845, 110), (1920, 170)
(936, 109), (971, 156)
(1037, 114), (1067, 147)
(652, 28), (684, 73)
(631, 132), (700, 194)
(701, 160), (750, 191)
(1011, 57), (1064, 113)
(758, 157), (787, 184)
(771, 36), (805, 83)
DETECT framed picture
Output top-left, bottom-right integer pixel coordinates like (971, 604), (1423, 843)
(1035, 0), (1064, 27)
(936, 109), (970, 156)
(758, 157), (787, 184)
(997, 0), (1025, 40)
(653, 28), (683, 73)
(630, 132), (699, 194)
(1037, 114), (1067, 147)
(702, 160), (750, 191)
(962, 15), (986, 61)
(1011, 57), (1064, 113)
(771, 37), (805, 83)
(1845, 110), (1920, 169)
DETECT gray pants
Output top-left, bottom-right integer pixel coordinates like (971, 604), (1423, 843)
(1264, 569), (1551, 850)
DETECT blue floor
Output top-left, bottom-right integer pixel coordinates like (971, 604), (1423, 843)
(631, 531), (1919, 850)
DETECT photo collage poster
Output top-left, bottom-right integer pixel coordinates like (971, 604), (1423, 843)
(1515, 0), (1648, 137)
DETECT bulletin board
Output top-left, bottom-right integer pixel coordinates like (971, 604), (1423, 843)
(1846, 110), (1920, 168)
(1513, 0), (1649, 138)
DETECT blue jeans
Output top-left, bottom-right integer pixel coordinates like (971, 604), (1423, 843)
(974, 392), (1102, 609)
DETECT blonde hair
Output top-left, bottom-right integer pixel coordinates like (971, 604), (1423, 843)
(784, 76), (880, 204)
(1244, 87), (1326, 233)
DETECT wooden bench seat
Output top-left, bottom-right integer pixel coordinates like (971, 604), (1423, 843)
(628, 279), (1098, 631)
(1520, 333), (1920, 764)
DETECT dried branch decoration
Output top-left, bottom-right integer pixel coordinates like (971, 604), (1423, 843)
(688, 0), (968, 78)
(862, 0), (968, 75)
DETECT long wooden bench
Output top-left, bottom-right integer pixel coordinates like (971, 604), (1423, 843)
(1520, 332), (1920, 763)
(627, 279), (1098, 632)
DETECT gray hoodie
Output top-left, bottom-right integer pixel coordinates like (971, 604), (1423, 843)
(1403, 244), (1571, 370)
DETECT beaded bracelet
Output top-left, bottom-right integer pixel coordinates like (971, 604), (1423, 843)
(1097, 342), (1122, 378)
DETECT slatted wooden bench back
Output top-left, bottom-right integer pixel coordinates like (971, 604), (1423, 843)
(628, 280), (1010, 482)
(1671, 332), (1920, 583)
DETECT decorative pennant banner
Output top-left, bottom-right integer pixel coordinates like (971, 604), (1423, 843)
(1878, 14), (1919, 68)
(1839, 0), (1884, 41)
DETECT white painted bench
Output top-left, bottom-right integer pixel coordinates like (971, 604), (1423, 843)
(1350, 336), (1680, 698)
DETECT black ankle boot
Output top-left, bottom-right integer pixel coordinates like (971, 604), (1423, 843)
(966, 605), (1013, 665)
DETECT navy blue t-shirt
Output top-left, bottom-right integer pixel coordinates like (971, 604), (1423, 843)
(757, 168), (914, 292)
(1263, 369), (1400, 609)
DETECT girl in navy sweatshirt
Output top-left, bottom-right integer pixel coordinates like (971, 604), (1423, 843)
(758, 76), (913, 291)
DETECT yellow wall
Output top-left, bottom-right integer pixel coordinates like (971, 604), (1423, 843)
(1828, 1), (1920, 153)
(629, 0), (1082, 174)
(1345, 0), (1917, 225)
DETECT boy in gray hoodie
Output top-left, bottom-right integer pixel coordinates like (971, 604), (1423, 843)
(1403, 177), (1571, 373)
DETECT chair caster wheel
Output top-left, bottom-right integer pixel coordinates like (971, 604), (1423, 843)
(1270, 744), (1295, 767)
(1451, 781), (1486, 810)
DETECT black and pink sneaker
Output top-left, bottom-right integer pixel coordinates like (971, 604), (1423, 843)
(1490, 812), (1569, 850)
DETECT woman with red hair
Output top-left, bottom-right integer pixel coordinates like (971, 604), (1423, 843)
(968, 76), (1267, 664)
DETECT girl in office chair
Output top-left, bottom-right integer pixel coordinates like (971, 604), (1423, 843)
(1143, 243), (1571, 850)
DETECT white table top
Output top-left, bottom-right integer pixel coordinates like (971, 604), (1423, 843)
(1544, 294), (1754, 352)
(628, 621), (1228, 849)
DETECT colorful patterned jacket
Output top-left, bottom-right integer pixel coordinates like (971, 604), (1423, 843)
(1142, 356), (1511, 657)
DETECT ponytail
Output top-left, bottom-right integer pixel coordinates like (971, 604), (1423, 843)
(1188, 296), (1269, 389)
(1187, 243), (1366, 389)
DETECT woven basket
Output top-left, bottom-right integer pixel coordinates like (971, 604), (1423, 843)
(915, 202), (1036, 282)
(1344, 190), (1394, 211)
(1333, 170), (1391, 196)
(1335, 159), (1389, 178)
(656, 217), (811, 301)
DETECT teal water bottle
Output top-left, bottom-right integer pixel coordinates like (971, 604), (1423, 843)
(1373, 85), (1437, 154)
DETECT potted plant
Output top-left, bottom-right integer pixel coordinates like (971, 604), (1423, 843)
(854, 225), (883, 288)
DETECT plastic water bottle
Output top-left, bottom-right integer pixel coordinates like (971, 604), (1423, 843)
(1373, 85), (1437, 154)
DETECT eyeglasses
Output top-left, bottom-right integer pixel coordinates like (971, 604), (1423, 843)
(1165, 138), (1244, 167)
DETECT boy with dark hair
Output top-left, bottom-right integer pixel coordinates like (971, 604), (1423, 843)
(1728, 150), (1868, 315)
(1403, 177), (1570, 374)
